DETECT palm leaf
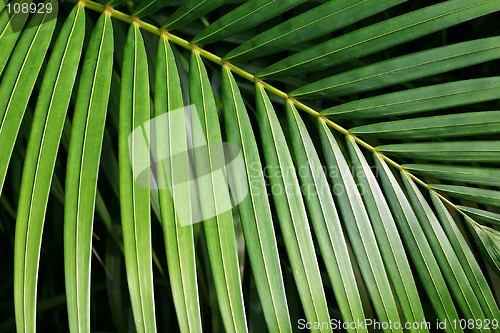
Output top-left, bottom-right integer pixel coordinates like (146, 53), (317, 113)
(403, 165), (500, 187)
(431, 194), (499, 319)
(256, 86), (331, 333)
(403, 176), (487, 322)
(0, 0), (57, 195)
(470, 223), (500, 273)
(376, 159), (462, 331)
(133, 0), (168, 18)
(457, 206), (500, 226)
(192, 0), (307, 44)
(190, 51), (247, 333)
(118, 23), (156, 333)
(225, 0), (405, 61)
(319, 122), (402, 332)
(258, 0), (500, 77)
(291, 36), (500, 98)
(64, 12), (113, 333)
(153, 36), (202, 333)
(378, 141), (500, 162)
(431, 185), (500, 208)
(351, 111), (500, 139)
(347, 138), (427, 332)
(1, 0), (499, 332)
(162, 0), (226, 30)
(287, 104), (366, 332)
(222, 67), (291, 333)
(13, 3), (84, 331)
(323, 77), (500, 118)
(0, 0), (33, 75)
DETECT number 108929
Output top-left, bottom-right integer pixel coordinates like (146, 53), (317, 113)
(6, 2), (53, 15)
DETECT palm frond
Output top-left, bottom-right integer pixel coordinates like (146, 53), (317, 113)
(64, 12), (113, 332)
(13, 3), (84, 331)
(1, 0), (499, 332)
(118, 22), (156, 333)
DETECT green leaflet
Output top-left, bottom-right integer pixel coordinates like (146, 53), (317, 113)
(13, 3), (84, 332)
(154, 36), (202, 333)
(376, 157), (462, 333)
(0, 0), (33, 75)
(286, 104), (366, 333)
(64, 13), (113, 333)
(162, 0), (226, 30)
(225, 0), (405, 61)
(133, 0), (168, 17)
(378, 141), (500, 163)
(402, 175), (487, 325)
(458, 206), (500, 226)
(319, 121), (401, 333)
(430, 185), (500, 208)
(403, 164), (500, 187)
(119, 23), (157, 333)
(222, 67), (291, 333)
(322, 77), (500, 118)
(350, 111), (500, 139)
(192, 0), (307, 44)
(255, 86), (330, 333)
(431, 194), (500, 321)
(190, 51), (247, 333)
(0, 0), (57, 195)
(259, 0), (500, 77)
(347, 138), (427, 333)
(106, 0), (126, 6)
(292, 36), (500, 98)
(469, 223), (500, 273)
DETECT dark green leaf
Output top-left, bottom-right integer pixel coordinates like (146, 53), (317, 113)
(225, 0), (405, 61)
(64, 13), (114, 333)
(13, 4), (84, 331)
(292, 37), (500, 98)
(259, 0), (500, 77)
(376, 158), (462, 332)
(403, 164), (500, 187)
(287, 104), (366, 331)
(192, 0), (307, 44)
(319, 122), (402, 332)
(0, 0), (57, 195)
(118, 23), (157, 333)
(378, 142), (500, 163)
(430, 185), (500, 208)
(323, 77), (500, 118)
(222, 67), (291, 333)
(256, 86), (331, 332)
(350, 111), (500, 139)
